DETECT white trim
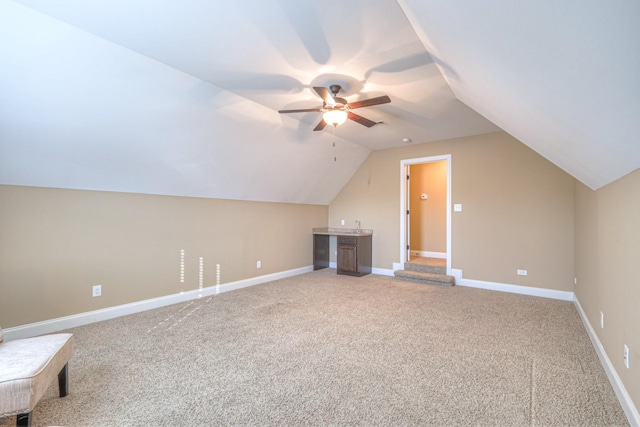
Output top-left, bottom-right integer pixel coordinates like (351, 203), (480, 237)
(410, 250), (446, 259)
(574, 298), (640, 426)
(451, 269), (574, 301)
(400, 155), (452, 275)
(447, 269), (639, 425)
(372, 267), (394, 276)
(2, 266), (313, 341)
(330, 262), (394, 277)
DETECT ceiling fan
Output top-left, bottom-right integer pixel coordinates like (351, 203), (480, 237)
(278, 85), (391, 131)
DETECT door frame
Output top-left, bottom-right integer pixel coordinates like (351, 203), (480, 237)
(399, 154), (452, 275)
(405, 163), (411, 261)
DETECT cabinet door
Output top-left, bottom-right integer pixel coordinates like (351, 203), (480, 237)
(338, 244), (357, 273)
(336, 235), (371, 277)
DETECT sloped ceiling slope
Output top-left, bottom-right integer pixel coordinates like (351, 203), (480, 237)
(399, 0), (640, 190)
(0, 0), (498, 205)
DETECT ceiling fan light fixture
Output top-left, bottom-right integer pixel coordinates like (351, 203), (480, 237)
(323, 109), (348, 127)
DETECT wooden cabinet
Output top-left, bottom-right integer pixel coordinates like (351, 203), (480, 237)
(312, 228), (373, 277)
(313, 234), (330, 271)
(337, 235), (372, 277)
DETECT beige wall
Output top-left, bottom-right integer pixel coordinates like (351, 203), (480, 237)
(1, 134), (636, 414)
(409, 161), (447, 254)
(329, 132), (575, 291)
(574, 170), (640, 410)
(0, 185), (327, 328)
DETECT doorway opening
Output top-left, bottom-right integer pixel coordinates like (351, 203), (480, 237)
(399, 155), (451, 275)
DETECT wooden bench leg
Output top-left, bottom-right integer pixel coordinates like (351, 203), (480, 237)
(14, 364), (69, 427)
(58, 362), (69, 397)
(16, 412), (32, 427)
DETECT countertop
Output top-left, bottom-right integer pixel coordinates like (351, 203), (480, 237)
(312, 227), (373, 237)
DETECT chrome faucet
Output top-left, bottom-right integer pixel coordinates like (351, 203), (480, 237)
(355, 220), (361, 234)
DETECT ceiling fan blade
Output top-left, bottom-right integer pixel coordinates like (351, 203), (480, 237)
(348, 95), (391, 109)
(313, 86), (335, 106)
(347, 111), (377, 127)
(278, 108), (323, 114)
(313, 119), (328, 131)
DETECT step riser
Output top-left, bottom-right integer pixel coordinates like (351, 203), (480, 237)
(396, 277), (454, 287)
(394, 270), (455, 286)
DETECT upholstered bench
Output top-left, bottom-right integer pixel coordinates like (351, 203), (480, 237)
(0, 327), (74, 427)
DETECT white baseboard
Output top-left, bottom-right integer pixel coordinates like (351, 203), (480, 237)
(372, 267), (394, 276)
(4, 265), (635, 425)
(329, 261), (394, 277)
(446, 270), (637, 425)
(3, 266), (313, 341)
(410, 250), (446, 259)
(451, 269), (574, 301)
(574, 298), (640, 426)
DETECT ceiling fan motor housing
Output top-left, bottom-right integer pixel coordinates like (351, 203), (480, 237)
(331, 98), (347, 108)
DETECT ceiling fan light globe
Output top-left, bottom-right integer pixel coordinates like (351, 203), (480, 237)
(323, 109), (348, 127)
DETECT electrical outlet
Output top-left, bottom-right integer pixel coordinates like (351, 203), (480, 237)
(92, 285), (102, 297)
(623, 345), (630, 369)
(454, 204), (462, 212)
(600, 311), (604, 329)
(341, 219), (345, 225)
(256, 260), (261, 269)
(517, 269), (527, 276)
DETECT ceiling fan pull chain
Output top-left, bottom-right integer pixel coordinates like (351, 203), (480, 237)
(333, 127), (337, 162)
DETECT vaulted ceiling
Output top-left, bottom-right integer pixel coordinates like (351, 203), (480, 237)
(1, 1), (638, 204)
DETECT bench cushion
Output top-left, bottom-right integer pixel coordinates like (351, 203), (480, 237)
(0, 333), (74, 417)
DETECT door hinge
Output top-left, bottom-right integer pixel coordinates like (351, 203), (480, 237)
(407, 245), (410, 250)
(406, 209), (410, 215)
(406, 174), (410, 180)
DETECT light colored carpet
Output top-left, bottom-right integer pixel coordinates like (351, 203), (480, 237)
(1, 269), (628, 426)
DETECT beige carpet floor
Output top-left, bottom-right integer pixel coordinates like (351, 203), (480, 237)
(1, 269), (629, 426)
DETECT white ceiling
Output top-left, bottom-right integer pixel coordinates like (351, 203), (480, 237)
(1, 1), (638, 204)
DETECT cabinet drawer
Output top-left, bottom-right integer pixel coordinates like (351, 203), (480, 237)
(338, 236), (358, 245)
